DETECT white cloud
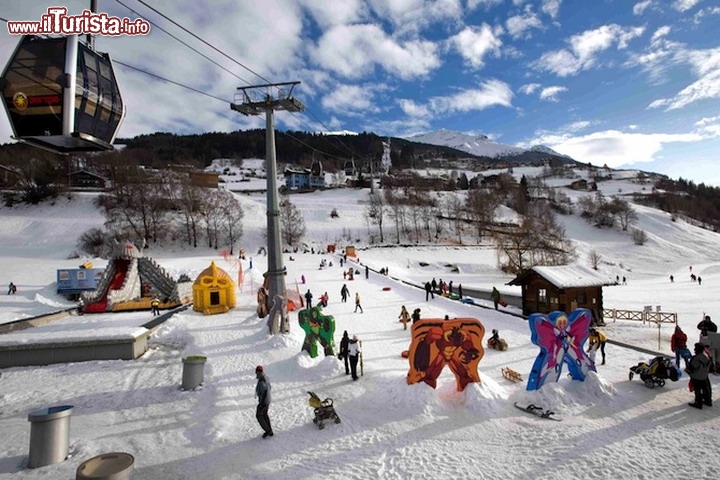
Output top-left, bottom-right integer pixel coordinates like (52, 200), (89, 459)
(651, 26), (672, 43)
(541, 0), (562, 19)
(321, 84), (381, 114)
(299, 0), (368, 28)
(673, 0), (701, 12)
(633, 0), (653, 15)
(531, 129), (705, 168)
(694, 6), (720, 23)
(398, 99), (431, 118)
(539, 85), (568, 101)
(311, 24), (441, 80)
(468, 0), (503, 8)
(534, 24), (645, 76)
(506, 6), (543, 39)
(428, 79), (513, 113)
(367, 0), (463, 33)
(519, 83), (541, 94)
(448, 24), (503, 69)
(648, 46), (720, 110)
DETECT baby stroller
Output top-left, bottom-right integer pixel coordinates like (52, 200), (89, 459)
(307, 391), (341, 429)
(628, 356), (680, 388)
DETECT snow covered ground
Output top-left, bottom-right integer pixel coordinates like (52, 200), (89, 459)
(0, 174), (719, 479)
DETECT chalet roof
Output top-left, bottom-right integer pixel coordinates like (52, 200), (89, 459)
(508, 264), (613, 289)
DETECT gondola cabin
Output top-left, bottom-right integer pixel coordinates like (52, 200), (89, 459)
(343, 158), (356, 176)
(0, 35), (125, 153)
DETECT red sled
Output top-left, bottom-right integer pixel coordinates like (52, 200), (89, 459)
(499, 299), (508, 307)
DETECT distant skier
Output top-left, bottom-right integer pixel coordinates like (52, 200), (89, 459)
(354, 292), (363, 313)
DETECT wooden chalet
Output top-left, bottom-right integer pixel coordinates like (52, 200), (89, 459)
(508, 264), (613, 323)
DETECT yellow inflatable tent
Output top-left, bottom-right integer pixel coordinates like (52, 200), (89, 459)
(193, 261), (237, 315)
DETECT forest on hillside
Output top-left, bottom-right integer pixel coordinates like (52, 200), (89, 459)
(1, 130), (720, 233)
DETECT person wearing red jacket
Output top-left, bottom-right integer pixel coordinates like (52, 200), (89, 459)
(671, 325), (691, 368)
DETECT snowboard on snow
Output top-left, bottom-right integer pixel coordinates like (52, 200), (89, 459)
(514, 402), (562, 421)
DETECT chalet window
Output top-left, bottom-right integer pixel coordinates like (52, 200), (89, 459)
(538, 288), (547, 304)
(577, 292), (586, 304)
(549, 296), (558, 306)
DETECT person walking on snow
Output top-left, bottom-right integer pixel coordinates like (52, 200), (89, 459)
(339, 331), (350, 375)
(687, 343), (712, 409)
(354, 292), (363, 313)
(348, 335), (361, 380)
(365, 265), (369, 279)
(411, 308), (421, 324)
(151, 296), (160, 316)
(7, 282), (16, 295)
(491, 287), (501, 310)
(588, 328), (607, 365)
(671, 325), (691, 368)
(255, 365), (273, 438)
(340, 284), (349, 302)
(304, 290), (313, 309)
(424, 281), (434, 301)
(399, 305), (410, 330)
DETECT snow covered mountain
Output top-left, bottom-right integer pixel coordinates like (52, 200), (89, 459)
(406, 129), (568, 160)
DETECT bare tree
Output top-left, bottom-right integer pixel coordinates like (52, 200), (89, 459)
(201, 189), (224, 249)
(443, 193), (464, 244)
(96, 167), (169, 245)
(466, 189), (499, 242)
(365, 192), (385, 243)
(494, 201), (574, 273)
(279, 197), (306, 246)
(609, 197), (638, 231)
(588, 250), (602, 270)
(218, 191), (244, 254)
(632, 227), (648, 245)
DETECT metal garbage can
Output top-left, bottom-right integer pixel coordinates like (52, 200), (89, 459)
(76, 452), (135, 480)
(181, 355), (207, 390)
(27, 404), (74, 468)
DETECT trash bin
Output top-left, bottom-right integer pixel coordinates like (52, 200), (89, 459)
(27, 404), (74, 468)
(181, 355), (207, 390)
(76, 452), (135, 480)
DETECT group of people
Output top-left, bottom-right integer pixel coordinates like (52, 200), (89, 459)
(253, 330), (364, 437)
(670, 315), (717, 409)
(423, 278), (462, 301)
(7, 282), (16, 294)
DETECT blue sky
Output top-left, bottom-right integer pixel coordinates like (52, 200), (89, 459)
(1, 0), (719, 185)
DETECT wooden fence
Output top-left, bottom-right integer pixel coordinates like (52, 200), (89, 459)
(603, 308), (677, 325)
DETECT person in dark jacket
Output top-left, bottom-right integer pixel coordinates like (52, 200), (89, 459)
(348, 335), (361, 380)
(255, 365), (273, 437)
(411, 308), (421, 324)
(491, 287), (501, 310)
(304, 290), (313, 309)
(340, 284), (349, 302)
(424, 282), (434, 301)
(687, 343), (712, 409)
(697, 315), (718, 339)
(339, 331), (350, 374)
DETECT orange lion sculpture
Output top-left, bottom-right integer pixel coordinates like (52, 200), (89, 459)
(407, 318), (485, 391)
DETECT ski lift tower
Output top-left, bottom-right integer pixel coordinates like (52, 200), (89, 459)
(231, 81), (304, 334)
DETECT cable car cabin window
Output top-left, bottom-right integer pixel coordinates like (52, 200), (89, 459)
(1, 37), (66, 137)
